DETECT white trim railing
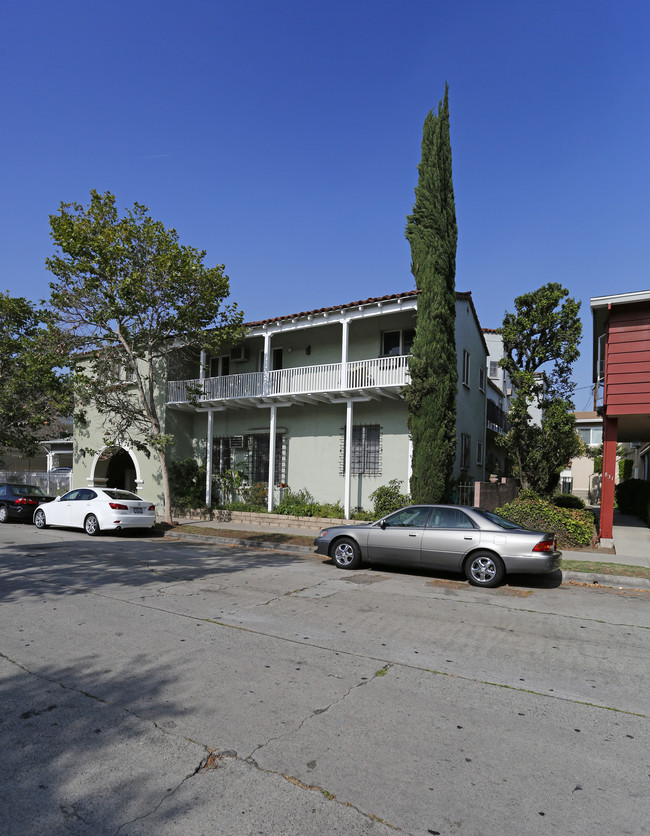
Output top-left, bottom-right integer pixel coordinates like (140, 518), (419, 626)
(167, 355), (410, 405)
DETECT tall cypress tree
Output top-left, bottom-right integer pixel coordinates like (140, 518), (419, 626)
(405, 85), (458, 503)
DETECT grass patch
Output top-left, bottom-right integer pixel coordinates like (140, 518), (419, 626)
(561, 560), (650, 580)
(173, 524), (315, 547)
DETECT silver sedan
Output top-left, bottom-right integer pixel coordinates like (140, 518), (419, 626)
(314, 505), (561, 587)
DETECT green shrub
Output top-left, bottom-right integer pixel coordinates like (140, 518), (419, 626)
(275, 488), (345, 518)
(551, 494), (585, 510)
(351, 509), (375, 521)
(615, 479), (650, 522)
(240, 481), (267, 508)
(496, 495), (595, 548)
(224, 501), (268, 513)
(369, 480), (410, 519)
(618, 458), (633, 482)
(169, 458), (207, 511)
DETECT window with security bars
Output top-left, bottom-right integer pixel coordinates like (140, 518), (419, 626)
(340, 425), (381, 475)
(249, 434), (286, 484)
(212, 437), (233, 474)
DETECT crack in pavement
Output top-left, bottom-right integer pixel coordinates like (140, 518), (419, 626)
(246, 663), (394, 763)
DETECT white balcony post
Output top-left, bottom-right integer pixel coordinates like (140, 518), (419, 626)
(340, 318), (349, 390)
(267, 405), (277, 513)
(344, 399), (353, 518)
(263, 332), (272, 397)
(205, 409), (214, 507)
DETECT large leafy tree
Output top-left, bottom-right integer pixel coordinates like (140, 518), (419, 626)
(0, 292), (72, 462)
(47, 190), (244, 522)
(499, 282), (582, 494)
(405, 85), (458, 503)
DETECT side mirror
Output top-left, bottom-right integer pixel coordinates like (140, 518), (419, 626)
(54, 495), (61, 502)
(380, 519), (386, 530)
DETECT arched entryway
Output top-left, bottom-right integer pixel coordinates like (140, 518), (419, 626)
(90, 446), (140, 492)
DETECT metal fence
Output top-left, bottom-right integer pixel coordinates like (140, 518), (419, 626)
(454, 481), (475, 507)
(0, 470), (73, 496)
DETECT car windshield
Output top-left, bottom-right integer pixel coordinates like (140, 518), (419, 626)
(473, 509), (522, 530)
(11, 485), (45, 497)
(103, 489), (142, 501)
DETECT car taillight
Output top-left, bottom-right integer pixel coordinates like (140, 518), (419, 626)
(15, 498), (39, 505)
(533, 537), (556, 553)
(109, 502), (129, 510)
(148, 505), (155, 512)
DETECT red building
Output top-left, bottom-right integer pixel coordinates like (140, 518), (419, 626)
(591, 290), (650, 543)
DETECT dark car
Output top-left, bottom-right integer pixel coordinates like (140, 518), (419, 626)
(314, 504), (562, 588)
(0, 483), (55, 524)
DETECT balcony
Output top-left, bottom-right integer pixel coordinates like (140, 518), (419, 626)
(486, 399), (510, 435)
(167, 355), (410, 410)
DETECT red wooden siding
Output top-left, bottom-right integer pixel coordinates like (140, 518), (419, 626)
(604, 302), (650, 415)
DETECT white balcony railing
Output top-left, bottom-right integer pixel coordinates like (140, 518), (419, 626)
(167, 355), (410, 406)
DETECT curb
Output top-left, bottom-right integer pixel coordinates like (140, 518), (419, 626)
(164, 530), (650, 589)
(561, 571), (650, 591)
(164, 530), (315, 555)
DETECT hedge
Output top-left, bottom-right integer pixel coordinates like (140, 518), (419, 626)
(496, 496), (596, 548)
(615, 479), (650, 523)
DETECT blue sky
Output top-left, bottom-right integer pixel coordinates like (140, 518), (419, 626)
(2, 0), (649, 405)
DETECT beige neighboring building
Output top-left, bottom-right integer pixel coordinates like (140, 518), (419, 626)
(562, 412), (608, 503)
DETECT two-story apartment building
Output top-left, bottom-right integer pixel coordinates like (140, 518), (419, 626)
(75, 290), (489, 518)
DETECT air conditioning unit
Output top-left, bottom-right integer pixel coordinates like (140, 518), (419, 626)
(230, 435), (246, 449)
(230, 346), (249, 362)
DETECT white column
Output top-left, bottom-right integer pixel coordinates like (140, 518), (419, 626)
(407, 435), (413, 492)
(200, 349), (208, 379)
(205, 409), (214, 507)
(263, 332), (272, 396)
(267, 405), (277, 512)
(344, 399), (353, 518)
(340, 318), (349, 389)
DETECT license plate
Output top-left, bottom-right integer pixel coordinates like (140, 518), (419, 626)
(133, 507), (143, 514)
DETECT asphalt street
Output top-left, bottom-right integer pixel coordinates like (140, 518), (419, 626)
(1, 524), (648, 835)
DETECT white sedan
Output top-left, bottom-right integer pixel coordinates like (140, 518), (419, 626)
(34, 487), (156, 536)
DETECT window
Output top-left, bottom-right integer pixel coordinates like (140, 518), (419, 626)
(341, 425), (381, 475)
(578, 426), (603, 446)
(213, 437), (233, 474)
(249, 434), (285, 484)
(381, 329), (415, 357)
(462, 350), (470, 387)
(258, 347), (283, 372)
(476, 440), (483, 466)
(384, 506), (431, 527)
(489, 360), (499, 379)
(479, 367), (485, 392)
(460, 433), (471, 470)
(428, 507), (475, 529)
(210, 356), (230, 377)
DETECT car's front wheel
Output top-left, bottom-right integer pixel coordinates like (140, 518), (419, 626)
(0, 504), (8, 524)
(84, 514), (101, 536)
(464, 551), (505, 587)
(33, 509), (48, 529)
(331, 537), (362, 570)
